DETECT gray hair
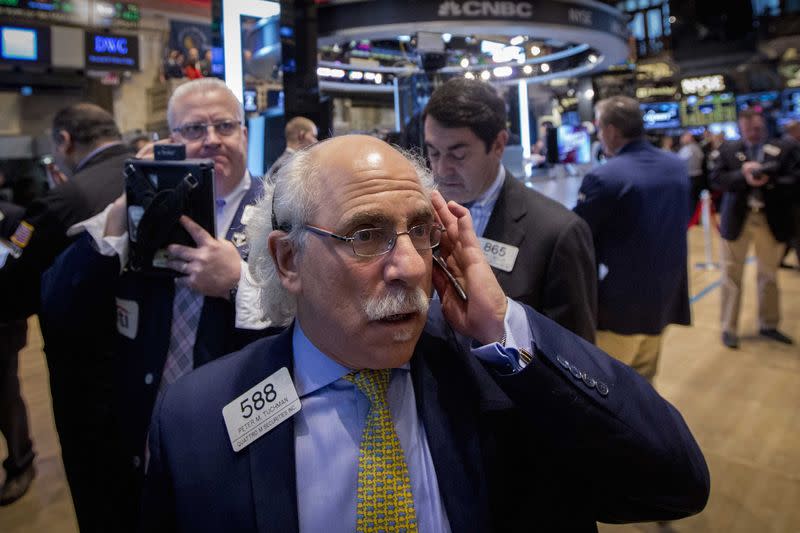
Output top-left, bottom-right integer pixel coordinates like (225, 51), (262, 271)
(595, 96), (644, 139)
(245, 140), (435, 326)
(167, 78), (244, 130)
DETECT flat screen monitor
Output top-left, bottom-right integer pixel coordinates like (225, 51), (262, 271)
(0, 25), (51, 65)
(736, 91), (780, 114)
(640, 101), (681, 130)
(557, 125), (591, 164)
(85, 31), (140, 71)
(680, 92), (736, 127)
(708, 122), (740, 140)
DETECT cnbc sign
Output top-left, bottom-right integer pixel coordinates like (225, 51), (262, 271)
(437, 1), (533, 18)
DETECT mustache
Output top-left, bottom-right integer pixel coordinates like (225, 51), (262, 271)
(363, 286), (430, 320)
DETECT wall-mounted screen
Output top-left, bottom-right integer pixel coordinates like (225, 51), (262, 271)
(640, 101), (681, 130)
(557, 125), (591, 164)
(0, 25), (51, 65)
(707, 121), (740, 140)
(85, 31), (140, 70)
(680, 92), (736, 127)
(735, 91), (780, 114)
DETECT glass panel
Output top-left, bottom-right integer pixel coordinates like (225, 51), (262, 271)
(632, 11), (645, 40)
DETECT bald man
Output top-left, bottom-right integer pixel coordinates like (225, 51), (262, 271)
(141, 134), (709, 532)
(268, 116), (319, 177)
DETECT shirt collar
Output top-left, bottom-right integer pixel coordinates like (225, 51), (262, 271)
(74, 141), (125, 173)
(292, 321), (410, 398)
(219, 170), (250, 204)
(470, 165), (505, 209)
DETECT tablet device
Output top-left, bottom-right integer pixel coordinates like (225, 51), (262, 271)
(124, 158), (216, 275)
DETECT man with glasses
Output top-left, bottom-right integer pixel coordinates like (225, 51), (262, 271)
(41, 78), (278, 531)
(140, 135), (709, 532)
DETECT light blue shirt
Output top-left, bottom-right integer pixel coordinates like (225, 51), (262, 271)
(467, 165), (506, 238)
(292, 299), (533, 532)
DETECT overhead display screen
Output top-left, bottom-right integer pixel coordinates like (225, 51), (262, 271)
(0, 24), (50, 65)
(640, 101), (681, 130)
(85, 31), (140, 70)
(735, 91), (780, 114)
(680, 92), (736, 127)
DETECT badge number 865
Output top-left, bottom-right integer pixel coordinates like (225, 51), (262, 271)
(240, 383), (278, 418)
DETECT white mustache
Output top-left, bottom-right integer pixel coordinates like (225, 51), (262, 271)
(363, 287), (430, 321)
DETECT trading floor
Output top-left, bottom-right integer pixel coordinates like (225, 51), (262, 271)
(0, 188), (798, 532)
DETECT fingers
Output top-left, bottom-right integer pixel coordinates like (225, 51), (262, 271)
(180, 215), (213, 246)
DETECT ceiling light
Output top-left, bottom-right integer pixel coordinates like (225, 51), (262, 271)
(523, 65), (533, 74)
(460, 57), (469, 68)
(541, 63), (550, 73)
(493, 66), (513, 78)
(364, 72), (376, 80)
(317, 67), (331, 77)
(374, 73), (383, 84)
(531, 45), (541, 56)
(398, 35), (411, 42)
(349, 71), (364, 80)
(584, 89), (595, 99)
(465, 72), (475, 79)
(442, 33), (452, 43)
(588, 54), (597, 63)
(480, 70), (491, 80)
(510, 35), (525, 46)
(330, 68), (346, 79)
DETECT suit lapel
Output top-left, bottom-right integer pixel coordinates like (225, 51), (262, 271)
(483, 172), (527, 248)
(411, 335), (504, 532)
(247, 327), (300, 533)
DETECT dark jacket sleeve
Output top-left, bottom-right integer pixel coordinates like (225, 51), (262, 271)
(541, 216), (597, 342)
(39, 232), (121, 338)
(0, 190), (77, 321)
(495, 306), (710, 523)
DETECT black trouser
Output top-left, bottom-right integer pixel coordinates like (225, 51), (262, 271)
(0, 320), (34, 479)
(689, 174), (707, 215)
(44, 340), (130, 532)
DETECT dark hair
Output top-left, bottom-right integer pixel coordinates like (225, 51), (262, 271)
(595, 96), (644, 139)
(51, 103), (121, 146)
(423, 78), (507, 152)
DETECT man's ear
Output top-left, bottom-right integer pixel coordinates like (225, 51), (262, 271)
(268, 231), (302, 294)
(491, 129), (509, 159)
(55, 130), (72, 153)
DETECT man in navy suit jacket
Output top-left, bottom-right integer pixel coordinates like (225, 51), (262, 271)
(574, 96), (691, 383)
(141, 136), (709, 532)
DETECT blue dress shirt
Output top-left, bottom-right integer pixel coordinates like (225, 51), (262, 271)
(467, 165), (505, 238)
(292, 299), (533, 532)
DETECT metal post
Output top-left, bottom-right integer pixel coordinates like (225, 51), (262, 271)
(695, 189), (718, 270)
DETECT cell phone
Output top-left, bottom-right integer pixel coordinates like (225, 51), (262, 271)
(124, 158), (216, 275)
(433, 253), (468, 301)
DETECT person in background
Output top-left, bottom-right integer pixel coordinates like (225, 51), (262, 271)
(41, 78), (278, 531)
(268, 116), (319, 178)
(779, 120), (800, 270)
(423, 78), (597, 342)
(709, 109), (797, 349)
(0, 200), (35, 506)
(574, 96), (691, 384)
(678, 131), (707, 214)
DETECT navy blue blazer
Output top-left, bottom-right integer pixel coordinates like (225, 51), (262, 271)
(141, 307), (709, 532)
(574, 140), (691, 335)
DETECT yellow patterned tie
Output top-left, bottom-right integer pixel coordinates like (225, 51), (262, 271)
(344, 369), (418, 533)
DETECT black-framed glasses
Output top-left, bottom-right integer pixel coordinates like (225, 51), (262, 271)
(304, 223), (442, 257)
(172, 120), (242, 141)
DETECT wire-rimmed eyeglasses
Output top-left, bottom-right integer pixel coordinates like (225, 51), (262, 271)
(172, 120), (242, 141)
(304, 223), (443, 257)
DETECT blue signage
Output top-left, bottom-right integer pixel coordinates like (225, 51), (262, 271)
(85, 31), (139, 70)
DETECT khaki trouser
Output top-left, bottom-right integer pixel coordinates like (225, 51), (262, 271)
(596, 330), (663, 382)
(719, 211), (784, 334)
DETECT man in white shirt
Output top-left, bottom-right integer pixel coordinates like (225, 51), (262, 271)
(40, 78), (277, 532)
